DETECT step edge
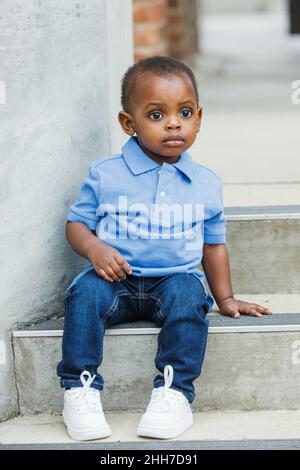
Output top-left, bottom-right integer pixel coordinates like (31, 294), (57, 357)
(2, 439), (300, 450)
(226, 213), (300, 221)
(224, 205), (300, 221)
(12, 324), (300, 338)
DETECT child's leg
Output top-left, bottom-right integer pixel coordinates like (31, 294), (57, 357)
(148, 273), (210, 404)
(56, 270), (139, 390)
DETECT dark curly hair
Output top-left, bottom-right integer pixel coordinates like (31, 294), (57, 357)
(121, 56), (199, 113)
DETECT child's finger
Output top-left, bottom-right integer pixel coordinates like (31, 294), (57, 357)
(115, 255), (132, 274)
(221, 310), (240, 319)
(255, 305), (272, 314)
(97, 268), (114, 283)
(110, 259), (127, 280)
(121, 261), (132, 274)
(236, 303), (262, 317)
(106, 266), (120, 282)
(242, 303), (269, 317)
(247, 308), (263, 317)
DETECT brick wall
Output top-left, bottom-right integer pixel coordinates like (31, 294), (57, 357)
(133, 0), (200, 62)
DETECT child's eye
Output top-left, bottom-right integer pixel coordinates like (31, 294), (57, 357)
(180, 109), (193, 118)
(148, 112), (163, 121)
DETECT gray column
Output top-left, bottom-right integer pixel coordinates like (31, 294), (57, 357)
(0, 0), (133, 421)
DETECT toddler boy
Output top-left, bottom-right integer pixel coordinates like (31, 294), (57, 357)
(57, 56), (272, 441)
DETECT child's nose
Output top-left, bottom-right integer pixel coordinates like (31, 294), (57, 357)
(166, 118), (181, 129)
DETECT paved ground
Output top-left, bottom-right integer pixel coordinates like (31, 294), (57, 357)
(188, 12), (300, 206)
(1, 410), (300, 447)
(2, 439), (300, 450)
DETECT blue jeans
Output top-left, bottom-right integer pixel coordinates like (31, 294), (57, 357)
(56, 269), (210, 404)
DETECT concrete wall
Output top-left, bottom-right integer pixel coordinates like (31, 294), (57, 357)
(0, 0), (133, 421)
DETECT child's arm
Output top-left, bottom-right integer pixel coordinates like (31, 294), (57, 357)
(66, 221), (103, 258)
(202, 243), (272, 319)
(66, 221), (132, 283)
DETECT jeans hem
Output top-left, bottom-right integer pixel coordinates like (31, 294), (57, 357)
(60, 379), (103, 391)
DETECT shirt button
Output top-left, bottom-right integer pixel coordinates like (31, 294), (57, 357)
(160, 191), (166, 197)
(158, 170), (161, 174)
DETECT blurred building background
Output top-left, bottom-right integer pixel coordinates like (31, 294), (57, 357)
(132, 0), (300, 206)
(133, 0), (199, 62)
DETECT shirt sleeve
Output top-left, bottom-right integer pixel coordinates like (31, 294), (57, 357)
(66, 163), (100, 231)
(203, 176), (226, 244)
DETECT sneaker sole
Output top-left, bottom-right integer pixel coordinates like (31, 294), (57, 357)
(63, 413), (112, 441)
(137, 413), (193, 440)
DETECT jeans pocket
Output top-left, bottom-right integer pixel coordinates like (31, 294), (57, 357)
(65, 267), (95, 298)
(150, 297), (165, 326)
(156, 309), (165, 322)
(105, 293), (120, 320)
(203, 300), (210, 315)
(65, 285), (74, 299)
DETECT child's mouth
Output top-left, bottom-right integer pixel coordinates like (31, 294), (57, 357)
(162, 140), (185, 147)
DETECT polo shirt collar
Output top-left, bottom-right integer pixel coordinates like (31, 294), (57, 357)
(122, 136), (194, 182)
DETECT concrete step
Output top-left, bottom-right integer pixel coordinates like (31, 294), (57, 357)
(1, 410), (300, 450)
(12, 294), (300, 415)
(224, 185), (300, 208)
(221, 205), (300, 293)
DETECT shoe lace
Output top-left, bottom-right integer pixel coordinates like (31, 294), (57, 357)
(148, 365), (184, 412)
(71, 371), (100, 412)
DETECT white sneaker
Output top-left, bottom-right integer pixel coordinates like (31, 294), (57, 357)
(137, 365), (193, 439)
(63, 370), (111, 441)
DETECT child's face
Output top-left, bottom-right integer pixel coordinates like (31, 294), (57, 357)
(119, 72), (202, 164)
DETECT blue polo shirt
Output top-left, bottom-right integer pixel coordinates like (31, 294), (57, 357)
(66, 136), (226, 312)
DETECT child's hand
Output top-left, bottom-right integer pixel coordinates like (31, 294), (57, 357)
(86, 241), (132, 283)
(218, 297), (272, 319)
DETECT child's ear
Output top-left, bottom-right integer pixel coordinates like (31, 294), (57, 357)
(118, 111), (135, 136)
(196, 107), (203, 132)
